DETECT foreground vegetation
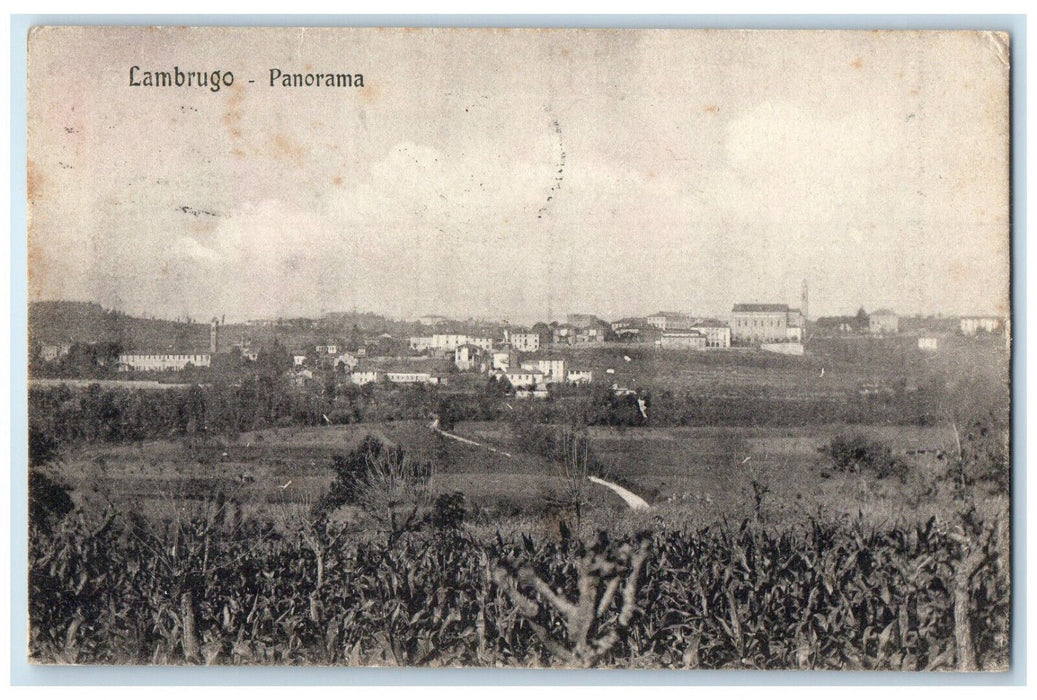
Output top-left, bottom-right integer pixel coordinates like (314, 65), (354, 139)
(29, 502), (1008, 669)
(30, 424), (1010, 670)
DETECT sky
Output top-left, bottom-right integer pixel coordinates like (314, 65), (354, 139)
(27, 28), (1010, 325)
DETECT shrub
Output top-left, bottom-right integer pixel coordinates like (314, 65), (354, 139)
(28, 469), (74, 532)
(432, 491), (466, 531)
(325, 434), (395, 507)
(827, 434), (909, 481)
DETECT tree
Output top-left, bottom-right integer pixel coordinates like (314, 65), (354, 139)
(555, 428), (591, 538)
(353, 441), (434, 546)
(323, 436), (435, 545)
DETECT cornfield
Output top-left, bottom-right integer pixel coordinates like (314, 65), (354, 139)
(29, 514), (1009, 669)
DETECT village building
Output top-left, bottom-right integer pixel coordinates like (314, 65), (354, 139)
(290, 368), (314, 387)
(869, 309), (899, 335)
(430, 334), (469, 351)
(574, 326), (606, 344)
(409, 336), (434, 352)
(659, 331), (707, 350)
(646, 312), (696, 331)
(503, 367), (545, 389)
(552, 325), (575, 345)
(690, 321), (731, 348)
(918, 336), (940, 352)
(960, 316), (1004, 335)
(386, 371), (437, 385)
(117, 352), (212, 372)
(429, 334), (494, 352)
(334, 352), (359, 370)
(730, 304), (803, 344)
(515, 388), (550, 399)
(38, 343), (71, 362)
(454, 344), (484, 372)
(521, 357), (567, 383)
(566, 370), (593, 384)
(491, 350), (516, 372)
(509, 331), (541, 353)
(350, 370), (380, 385)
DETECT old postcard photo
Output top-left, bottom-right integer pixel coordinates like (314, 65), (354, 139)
(25, 26), (1011, 669)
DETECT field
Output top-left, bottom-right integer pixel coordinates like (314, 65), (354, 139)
(45, 417), (1003, 535)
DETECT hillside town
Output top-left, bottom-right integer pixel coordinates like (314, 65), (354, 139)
(30, 293), (1008, 400)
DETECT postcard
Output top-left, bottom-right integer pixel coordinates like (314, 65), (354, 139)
(26, 26), (1011, 670)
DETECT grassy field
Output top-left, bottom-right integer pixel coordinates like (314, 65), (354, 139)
(47, 417), (1003, 536)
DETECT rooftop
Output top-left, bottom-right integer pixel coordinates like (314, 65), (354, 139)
(732, 303), (790, 313)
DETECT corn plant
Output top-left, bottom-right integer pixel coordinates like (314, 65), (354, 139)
(29, 509), (1009, 670)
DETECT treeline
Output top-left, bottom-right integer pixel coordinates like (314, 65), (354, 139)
(27, 379), (507, 460)
(29, 367), (1003, 459)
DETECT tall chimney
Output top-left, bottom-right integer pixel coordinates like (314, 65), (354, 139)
(210, 317), (219, 354)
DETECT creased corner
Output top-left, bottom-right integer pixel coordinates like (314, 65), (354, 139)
(981, 31), (1011, 70)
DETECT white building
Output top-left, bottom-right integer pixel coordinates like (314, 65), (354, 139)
(38, 343), (71, 362)
(454, 344), (483, 372)
(293, 355), (308, 366)
(503, 368), (545, 389)
(386, 371), (437, 385)
(647, 312), (695, 331)
(315, 344), (339, 354)
(351, 370), (380, 385)
(960, 316), (1004, 335)
(690, 323), (731, 348)
(430, 334), (494, 352)
(566, 370), (593, 384)
(521, 358), (566, 383)
(118, 353), (211, 372)
(431, 334), (469, 351)
(469, 337), (494, 352)
(659, 332), (707, 350)
(510, 332), (541, 353)
(491, 351), (514, 372)
(334, 352), (359, 370)
(409, 336), (434, 352)
(918, 337), (940, 352)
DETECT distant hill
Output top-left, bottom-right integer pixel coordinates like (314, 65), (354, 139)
(29, 301), (211, 353)
(28, 301), (511, 356)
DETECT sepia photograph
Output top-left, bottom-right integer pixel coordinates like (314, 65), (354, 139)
(24, 25), (1011, 670)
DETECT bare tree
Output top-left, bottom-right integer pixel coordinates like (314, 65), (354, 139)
(554, 427), (591, 538)
(492, 533), (650, 667)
